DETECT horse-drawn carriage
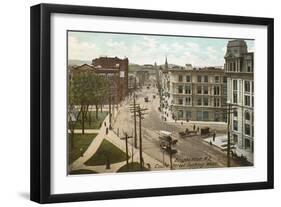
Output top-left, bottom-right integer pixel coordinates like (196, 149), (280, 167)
(178, 128), (197, 138)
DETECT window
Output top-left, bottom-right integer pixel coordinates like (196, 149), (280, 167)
(185, 97), (191, 105)
(245, 124), (251, 135)
(215, 76), (220, 83)
(197, 98), (202, 106)
(233, 120), (238, 131)
(204, 76), (208, 83)
(178, 98), (183, 105)
(233, 62), (236, 71)
(214, 112), (220, 121)
(197, 111), (203, 121)
(203, 86), (208, 94)
(233, 80), (237, 90)
(245, 111), (250, 121)
(203, 97), (208, 106)
(186, 111), (192, 119)
(178, 110), (183, 119)
(245, 139), (250, 149)
(233, 134), (238, 143)
(185, 85), (191, 94)
(233, 92), (238, 104)
(178, 75), (183, 82)
(233, 109), (238, 117)
(252, 82), (254, 93)
(197, 75), (202, 82)
(197, 86), (202, 94)
(214, 86), (220, 95)
(252, 96), (254, 107)
(203, 111), (209, 120)
(178, 85), (183, 93)
(247, 61), (252, 72)
(245, 95), (250, 106)
(186, 75), (191, 82)
(245, 81), (251, 93)
(214, 98), (220, 107)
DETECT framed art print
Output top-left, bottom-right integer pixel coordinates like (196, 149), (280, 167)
(30, 3), (274, 203)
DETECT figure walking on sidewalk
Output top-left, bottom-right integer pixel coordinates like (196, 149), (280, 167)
(213, 131), (216, 142)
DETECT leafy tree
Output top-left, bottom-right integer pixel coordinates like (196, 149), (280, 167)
(68, 71), (109, 136)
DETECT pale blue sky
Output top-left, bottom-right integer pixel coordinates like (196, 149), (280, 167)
(68, 31), (254, 67)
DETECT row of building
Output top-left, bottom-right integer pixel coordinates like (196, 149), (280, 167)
(69, 56), (129, 104)
(159, 39), (254, 157)
(68, 39), (254, 161)
(69, 57), (157, 104)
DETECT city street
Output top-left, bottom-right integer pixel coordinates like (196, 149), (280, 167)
(112, 81), (241, 170)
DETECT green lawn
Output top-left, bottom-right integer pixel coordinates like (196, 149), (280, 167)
(74, 111), (108, 129)
(117, 162), (149, 172)
(69, 169), (97, 175)
(84, 139), (127, 166)
(68, 133), (97, 165)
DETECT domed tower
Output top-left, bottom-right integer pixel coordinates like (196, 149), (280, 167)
(225, 39), (248, 73)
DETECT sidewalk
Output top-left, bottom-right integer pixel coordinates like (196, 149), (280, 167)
(74, 161), (128, 174)
(69, 115), (109, 171)
(204, 135), (229, 150)
(70, 97), (165, 173)
(235, 148), (254, 164)
(106, 130), (164, 171)
(68, 129), (100, 134)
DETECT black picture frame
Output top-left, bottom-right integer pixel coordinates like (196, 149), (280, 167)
(30, 3), (274, 204)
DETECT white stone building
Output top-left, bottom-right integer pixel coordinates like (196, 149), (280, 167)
(225, 40), (254, 163)
(168, 66), (227, 122)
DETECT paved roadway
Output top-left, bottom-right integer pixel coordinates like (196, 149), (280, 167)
(113, 84), (240, 170)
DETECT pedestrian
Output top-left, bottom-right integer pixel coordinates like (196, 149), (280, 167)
(181, 121), (183, 125)
(197, 126), (200, 134)
(106, 127), (108, 135)
(80, 147), (84, 157)
(104, 122), (106, 127)
(193, 124), (196, 131)
(213, 132), (216, 142)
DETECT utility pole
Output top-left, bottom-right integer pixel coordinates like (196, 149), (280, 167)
(112, 96), (115, 122)
(220, 104), (236, 167)
(109, 95), (112, 130)
(131, 134), (134, 164)
(120, 132), (133, 171)
(227, 104), (231, 167)
(138, 108), (143, 170)
(133, 93), (137, 148)
(160, 136), (177, 170)
(130, 99), (140, 149)
(130, 105), (148, 170)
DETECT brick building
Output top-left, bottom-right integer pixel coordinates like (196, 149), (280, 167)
(92, 57), (129, 101)
(70, 56), (129, 103)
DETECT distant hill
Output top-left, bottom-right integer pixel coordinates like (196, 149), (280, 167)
(68, 59), (91, 66)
